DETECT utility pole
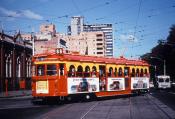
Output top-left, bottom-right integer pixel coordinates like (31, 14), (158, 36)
(164, 60), (166, 76)
(151, 57), (166, 76)
(31, 27), (35, 56)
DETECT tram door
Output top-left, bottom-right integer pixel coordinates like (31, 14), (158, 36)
(99, 65), (106, 91)
(124, 67), (130, 90)
(58, 63), (67, 93)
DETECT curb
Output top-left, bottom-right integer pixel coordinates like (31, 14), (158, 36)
(0, 94), (32, 99)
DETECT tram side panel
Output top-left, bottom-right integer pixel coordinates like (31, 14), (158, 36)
(131, 77), (150, 93)
(67, 77), (99, 94)
(32, 78), (55, 97)
(107, 77), (125, 91)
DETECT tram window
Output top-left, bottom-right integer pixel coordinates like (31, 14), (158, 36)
(140, 69), (144, 77)
(37, 65), (45, 76)
(124, 68), (129, 76)
(108, 67), (113, 77)
(99, 70), (103, 77)
(68, 65), (76, 77)
(47, 64), (57, 76)
(136, 69), (139, 77)
(159, 78), (164, 82)
(144, 69), (147, 76)
(92, 66), (97, 77)
(165, 78), (169, 82)
(114, 68), (117, 77)
(118, 68), (123, 76)
(131, 68), (135, 77)
(84, 66), (90, 77)
(99, 66), (106, 77)
(59, 64), (64, 76)
(77, 65), (83, 77)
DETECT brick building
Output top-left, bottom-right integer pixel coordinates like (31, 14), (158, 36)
(0, 31), (32, 92)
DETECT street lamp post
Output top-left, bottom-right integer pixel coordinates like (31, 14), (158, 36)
(151, 57), (166, 76)
(163, 59), (166, 76)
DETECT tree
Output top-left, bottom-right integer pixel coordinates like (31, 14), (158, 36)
(141, 25), (175, 82)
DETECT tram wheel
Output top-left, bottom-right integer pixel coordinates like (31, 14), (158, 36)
(67, 96), (72, 101)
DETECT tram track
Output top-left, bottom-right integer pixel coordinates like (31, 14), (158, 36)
(36, 103), (74, 119)
(129, 97), (133, 119)
(36, 100), (100, 119)
(80, 102), (99, 119)
(144, 94), (174, 119)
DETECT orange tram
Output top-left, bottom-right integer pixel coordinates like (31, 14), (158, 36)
(32, 49), (150, 101)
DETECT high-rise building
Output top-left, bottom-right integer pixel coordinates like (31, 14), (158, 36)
(70, 16), (84, 35)
(83, 24), (113, 57)
(40, 23), (56, 36)
(68, 16), (114, 57)
(36, 23), (56, 41)
(63, 32), (105, 56)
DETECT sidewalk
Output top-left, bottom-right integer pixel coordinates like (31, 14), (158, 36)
(0, 90), (32, 98)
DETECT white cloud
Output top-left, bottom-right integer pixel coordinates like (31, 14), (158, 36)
(22, 10), (43, 20)
(0, 7), (43, 20)
(0, 7), (21, 17)
(119, 34), (138, 42)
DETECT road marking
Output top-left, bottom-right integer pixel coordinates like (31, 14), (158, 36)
(80, 102), (99, 119)
(146, 94), (175, 119)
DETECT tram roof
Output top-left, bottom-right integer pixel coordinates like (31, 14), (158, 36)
(33, 52), (149, 66)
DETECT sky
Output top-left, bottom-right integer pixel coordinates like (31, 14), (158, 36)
(0, 0), (175, 58)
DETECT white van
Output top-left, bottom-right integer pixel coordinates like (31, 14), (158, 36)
(156, 75), (171, 89)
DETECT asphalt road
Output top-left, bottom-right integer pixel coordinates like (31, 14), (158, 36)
(0, 90), (175, 119)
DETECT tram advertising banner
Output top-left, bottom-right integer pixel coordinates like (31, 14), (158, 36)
(36, 80), (49, 94)
(67, 78), (99, 94)
(131, 77), (149, 89)
(107, 78), (125, 91)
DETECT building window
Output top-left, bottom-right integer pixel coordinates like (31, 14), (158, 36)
(97, 43), (103, 45)
(28, 59), (32, 77)
(45, 25), (49, 28)
(96, 34), (102, 37)
(97, 39), (103, 41)
(16, 57), (21, 78)
(97, 52), (103, 54)
(97, 48), (103, 50)
(5, 55), (11, 78)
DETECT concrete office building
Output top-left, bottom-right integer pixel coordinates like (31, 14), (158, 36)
(83, 24), (113, 57)
(69, 16), (84, 35)
(64, 31), (105, 56)
(68, 16), (113, 57)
